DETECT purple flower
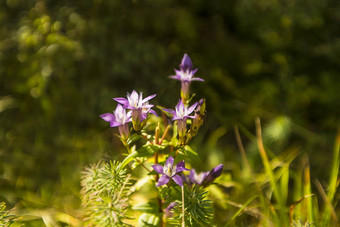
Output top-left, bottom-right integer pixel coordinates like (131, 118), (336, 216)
(152, 156), (189, 187)
(189, 169), (210, 185)
(188, 164), (223, 185)
(100, 104), (132, 139)
(204, 164), (223, 183)
(169, 54), (204, 101)
(114, 90), (156, 131)
(164, 100), (197, 138)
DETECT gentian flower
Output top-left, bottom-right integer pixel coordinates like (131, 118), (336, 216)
(163, 99), (197, 139)
(204, 164), (223, 184)
(114, 90), (156, 131)
(189, 169), (210, 185)
(188, 164), (223, 186)
(169, 54), (204, 102)
(100, 104), (132, 139)
(152, 156), (189, 187)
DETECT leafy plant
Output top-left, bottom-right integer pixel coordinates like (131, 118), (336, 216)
(0, 202), (18, 227)
(80, 161), (132, 226)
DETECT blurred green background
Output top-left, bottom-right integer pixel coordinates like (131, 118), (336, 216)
(0, 0), (339, 225)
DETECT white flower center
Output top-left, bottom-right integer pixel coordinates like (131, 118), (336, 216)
(194, 172), (205, 184)
(128, 92), (144, 109)
(179, 70), (193, 80)
(164, 163), (177, 177)
(176, 104), (188, 119)
(115, 107), (128, 124)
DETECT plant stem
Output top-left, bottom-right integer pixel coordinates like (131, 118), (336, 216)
(124, 144), (151, 172)
(159, 125), (171, 145)
(182, 186), (185, 227)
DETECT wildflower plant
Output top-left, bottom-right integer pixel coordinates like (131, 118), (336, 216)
(80, 53), (223, 226)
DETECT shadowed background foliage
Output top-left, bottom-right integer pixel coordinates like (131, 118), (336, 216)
(0, 0), (339, 225)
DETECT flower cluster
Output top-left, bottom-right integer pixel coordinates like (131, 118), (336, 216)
(100, 90), (157, 138)
(152, 156), (223, 187)
(98, 54), (223, 225)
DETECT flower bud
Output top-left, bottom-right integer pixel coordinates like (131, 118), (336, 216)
(191, 99), (206, 136)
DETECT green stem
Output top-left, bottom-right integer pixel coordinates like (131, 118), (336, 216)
(182, 186), (185, 227)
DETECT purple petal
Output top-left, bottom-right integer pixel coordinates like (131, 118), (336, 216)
(200, 171), (210, 184)
(172, 174), (183, 186)
(176, 99), (185, 110)
(189, 169), (210, 184)
(140, 113), (148, 121)
(165, 156), (174, 167)
(180, 54), (193, 71)
(191, 77), (204, 82)
(189, 169), (196, 183)
(100, 113), (115, 122)
(148, 109), (158, 116)
(156, 175), (170, 187)
(191, 68), (198, 75)
(113, 97), (129, 106)
(142, 94), (156, 103)
(211, 164), (223, 177)
(174, 69), (182, 74)
(110, 121), (122, 127)
(169, 75), (181, 81)
(181, 174), (193, 185)
(152, 164), (164, 174)
(187, 102), (198, 115)
(172, 116), (182, 121)
(176, 161), (189, 173)
(163, 108), (176, 116)
(205, 164), (223, 183)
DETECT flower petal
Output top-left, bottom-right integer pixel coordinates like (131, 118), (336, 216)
(175, 99), (185, 111)
(187, 102), (198, 115)
(172, 174), (183, 186)
(176, 161), (189, 173)
(156, 175), (170, 187)
(205, 164), (224, 183)
(163, 108), (176, 116)
(148, 109), (158, 116)
(113, 97), (128, 106)
(180, 54), (193, 71)
(169, 75), (181, 81)
(110, 121), (121, 127)
(142, 94), (156, 103)
(189, 169), (196, 183)
(211, 164), (223, 177)
(152, 164), (164, 174)
(191, 77), (204, 82)
(100, 113), (115, 122)
(165, 156), (174, 167)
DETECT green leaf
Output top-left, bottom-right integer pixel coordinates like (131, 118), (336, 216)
(136, 146), (154, 156)
(132, 201), (159, 213)
(120, 152), (139, 169)
(182, 145), (200, 163)
(225, 196), (257, 226)
(138, 213), (161, 227)
(169, 137), (179, 147)
(127, 133), (142, 145)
